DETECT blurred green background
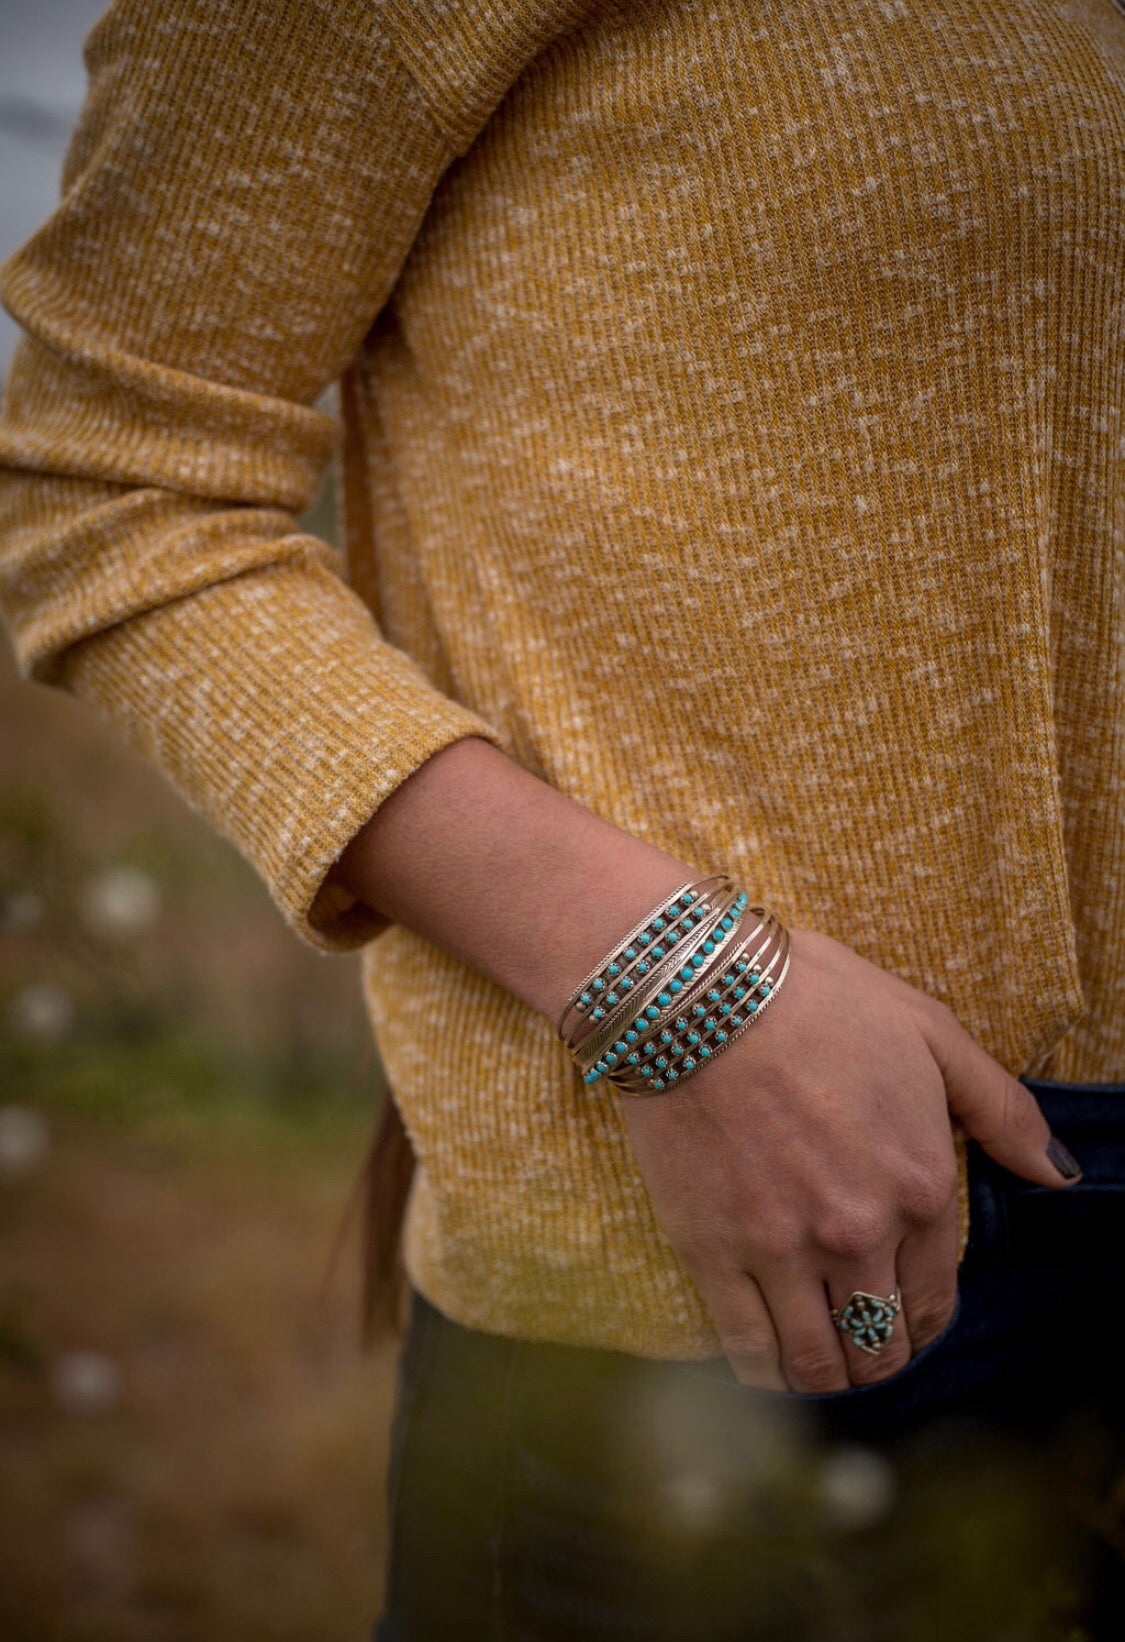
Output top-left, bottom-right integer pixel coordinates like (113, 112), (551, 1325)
(0, 460), (400, 1642)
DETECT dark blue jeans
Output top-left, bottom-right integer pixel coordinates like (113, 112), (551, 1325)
(375, 1079), (1125, 1640)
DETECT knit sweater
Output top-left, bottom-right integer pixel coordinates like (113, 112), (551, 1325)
(0, 0), (1122, 1357)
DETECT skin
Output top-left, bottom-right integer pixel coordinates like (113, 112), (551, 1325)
(330, 734), (1080, 1392)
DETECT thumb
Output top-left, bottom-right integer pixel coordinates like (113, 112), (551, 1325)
(921, 1005), (1083, 1187)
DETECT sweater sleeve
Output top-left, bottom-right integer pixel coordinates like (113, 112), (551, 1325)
(0, 0), (506, 952)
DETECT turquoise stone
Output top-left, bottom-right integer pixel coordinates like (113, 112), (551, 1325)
(608, 963), (620, 977)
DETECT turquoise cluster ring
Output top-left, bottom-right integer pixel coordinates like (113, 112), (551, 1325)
(829, 1289), (902, 1356)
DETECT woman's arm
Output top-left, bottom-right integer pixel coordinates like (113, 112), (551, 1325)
(330, 735), (691, 1021)
(331, 733), (1082, 1394)
(0, 0), (503, 954)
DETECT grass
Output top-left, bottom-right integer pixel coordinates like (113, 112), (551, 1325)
(0, 1046), (398, 1642)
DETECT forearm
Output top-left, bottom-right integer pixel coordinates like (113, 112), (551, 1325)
(328, 736), (693, 1023)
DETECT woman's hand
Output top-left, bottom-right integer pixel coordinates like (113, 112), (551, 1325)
(327, 737), (1080, 1391)
(619, 924), (1081, 1393)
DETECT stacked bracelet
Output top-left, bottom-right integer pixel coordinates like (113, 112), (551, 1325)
(571, 881), (748, 1074)
(555, 876), (730, 1041)
(557, 875), (792, 1098)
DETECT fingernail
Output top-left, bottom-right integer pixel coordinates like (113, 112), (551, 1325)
(1046, 1135), (1082, 1181)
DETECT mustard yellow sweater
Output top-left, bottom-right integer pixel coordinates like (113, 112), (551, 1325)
(1, 0), (1122, 1356)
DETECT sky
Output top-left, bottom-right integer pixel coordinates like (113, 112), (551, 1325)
(0, 0), (106, 381)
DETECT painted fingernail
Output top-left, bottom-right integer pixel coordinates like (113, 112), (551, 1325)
(1046, 1135), (1082, 1181)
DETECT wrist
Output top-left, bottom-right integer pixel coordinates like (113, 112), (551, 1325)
(328, 735), (694, 1022)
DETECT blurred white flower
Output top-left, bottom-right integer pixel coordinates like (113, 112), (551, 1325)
(817, 1443), (896, 1531)
(0, 889), (45, 932)
(7, 980), (74, 1044)
(0, 1104), (51, 1175)
(78, 865), (160, 939)
(50, 1350), (122, 1416)
(658, 1468), (728, 1533)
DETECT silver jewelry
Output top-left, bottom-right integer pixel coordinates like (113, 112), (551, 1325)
(829, 1289), (902, 1356)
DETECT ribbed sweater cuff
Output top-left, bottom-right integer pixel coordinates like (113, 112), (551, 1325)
(55, 544), (505, 953)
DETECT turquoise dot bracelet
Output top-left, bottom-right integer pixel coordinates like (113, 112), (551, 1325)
(555, 875), (731, 1042)
(609, 917), (792, 1094)
(570, 884), (750, 1073)
(557, 876), (792, 1098)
